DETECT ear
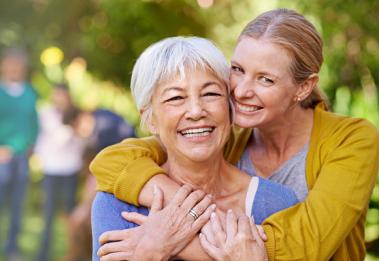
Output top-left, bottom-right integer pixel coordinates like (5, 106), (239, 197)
(147, 112), (158, 135)
(294, 73), (319, 102)
(140, 108), (158, 135)
(148, 122), (157, 135)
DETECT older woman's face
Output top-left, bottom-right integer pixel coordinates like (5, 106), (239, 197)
(150, 69), (230, 163)
(230, 37), (300, 129)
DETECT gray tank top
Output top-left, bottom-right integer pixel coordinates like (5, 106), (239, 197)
(236, 143), (309, 202)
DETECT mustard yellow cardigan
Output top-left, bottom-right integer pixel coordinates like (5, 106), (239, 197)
(90, 104), (379, 260)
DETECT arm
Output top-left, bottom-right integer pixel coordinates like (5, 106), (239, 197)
(90, 126), (252, 206)
(89, 136), (168, 206)
(96, 186), (215, 261)
(262, 118), (379, 260)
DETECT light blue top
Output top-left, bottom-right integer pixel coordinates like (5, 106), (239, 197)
(236, 143), (309, 201)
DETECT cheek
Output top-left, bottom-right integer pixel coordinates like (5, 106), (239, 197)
(229, 74), (238, 91)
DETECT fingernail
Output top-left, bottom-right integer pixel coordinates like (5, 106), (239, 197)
(228, 209), (233, 214)
(207, 194), (213, 199)
(211, 212), (216, 219)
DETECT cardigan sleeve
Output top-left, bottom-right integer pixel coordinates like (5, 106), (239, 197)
(89, 136), (168, 206)
(262, 117), (379, 261)
(90, 127), (252, 206)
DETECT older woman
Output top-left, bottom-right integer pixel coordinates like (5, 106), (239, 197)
(92, 9), (379, 260)
(91, 36), (299, 260)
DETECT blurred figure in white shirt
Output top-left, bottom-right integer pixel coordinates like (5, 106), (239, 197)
(34, 83), (85, 261)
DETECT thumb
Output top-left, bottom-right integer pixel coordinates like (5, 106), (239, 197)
(122, 211), (147, 225)
(150, 185), (163, 214)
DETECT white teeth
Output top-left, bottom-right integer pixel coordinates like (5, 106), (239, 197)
(237, 103), (261, 112)
(181, 127), (213, 137)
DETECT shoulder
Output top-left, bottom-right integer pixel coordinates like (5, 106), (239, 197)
(249, 178), (298, 224)
(316, 108), (379, 145)
(23, 82), (38, 99)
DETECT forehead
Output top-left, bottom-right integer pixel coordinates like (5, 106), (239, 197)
(233, 37), (293, 75)
(157, 68), (224, 91)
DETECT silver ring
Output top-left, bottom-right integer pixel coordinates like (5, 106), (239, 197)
(188, 209), (199, 221)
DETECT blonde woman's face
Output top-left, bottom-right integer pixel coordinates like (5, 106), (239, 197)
(150, 69), (230, 163)
(230, 37), (300, 129)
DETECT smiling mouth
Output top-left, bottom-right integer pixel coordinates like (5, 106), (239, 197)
(179, 127), (215, 138)
(236, 103), (263, 112)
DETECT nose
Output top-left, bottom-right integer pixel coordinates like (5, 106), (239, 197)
(185, 97), (206, 120)
(232, 78), (255, 99)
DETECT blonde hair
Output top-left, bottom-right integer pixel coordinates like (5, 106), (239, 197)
(240, 8), (328, 109)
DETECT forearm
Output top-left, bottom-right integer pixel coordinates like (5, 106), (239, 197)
(138, 174), (181, 207)
(175, 235), (212, 261)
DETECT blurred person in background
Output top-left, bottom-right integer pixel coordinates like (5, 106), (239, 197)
(0, 47), (39, 260)
(34, 83), (86, 261)
(64, 107), (135, 261)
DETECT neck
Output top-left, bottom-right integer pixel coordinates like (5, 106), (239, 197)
(164, 152), (235, 196)
(254, 106), (314, 155)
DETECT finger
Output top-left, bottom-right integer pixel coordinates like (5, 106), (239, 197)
(99, 229), (130, 245)
(249, 218), (264, 245)
(237, 215), (253, 239)
(121, 212), (147, 225)
(169, 184), (193, 206)
(100, 251), (132, 261)
(201, 221), (217, 245)
(97, 241), (129, 257)
(192, 203), (216, 230)
(199, 233), (222, 261)
(256, 225), (267, 241)
(210, 212), (226, 245)
(225, 209), (237, 239)
(185, 193), (212, 223)
(150, 185), (164, 214)
(180, 189), (206, 213)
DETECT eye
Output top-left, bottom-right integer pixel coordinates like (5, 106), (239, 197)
(164, 96), (183, 103)
(231, 65), (244, 73)
(259, 76), (274, 84)
(204, 92), (222, 97)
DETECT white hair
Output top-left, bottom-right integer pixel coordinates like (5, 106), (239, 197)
(130, 36), (231, 130)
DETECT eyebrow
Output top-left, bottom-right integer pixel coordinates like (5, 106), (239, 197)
(202, 81), (222, 89)
(161, 81), (222, 95)
(230, 60), (280, 79)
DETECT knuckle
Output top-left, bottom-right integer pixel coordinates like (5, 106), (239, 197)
(190, 190), (205, 201)
(181, 184), (192, 193)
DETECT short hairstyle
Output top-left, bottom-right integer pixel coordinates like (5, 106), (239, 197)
(131, 36), (230, 130)
(1, 47), (29, 67)
(240, 8), (328, 109)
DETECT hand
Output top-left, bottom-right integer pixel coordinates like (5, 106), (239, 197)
(97, 226), (145, 261)
(98, 185), (216, 261)
(0, 146), (13, 163)
(199, 210), (266, 261)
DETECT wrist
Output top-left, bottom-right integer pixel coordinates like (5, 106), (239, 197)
(133, 236), (172, 261)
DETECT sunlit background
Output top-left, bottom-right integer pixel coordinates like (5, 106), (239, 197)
(0, 0), (378, 260)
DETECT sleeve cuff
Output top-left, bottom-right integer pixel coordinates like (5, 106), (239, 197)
(263, 224), (275, 261)
(114, 157), (167, 206)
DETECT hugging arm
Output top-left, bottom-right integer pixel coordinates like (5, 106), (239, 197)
(261, 119), (379, 260)
(93, 186), (215, 261)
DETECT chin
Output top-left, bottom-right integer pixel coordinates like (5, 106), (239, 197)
(182, 148), (218, 162)
(233, 115), (259, 129)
